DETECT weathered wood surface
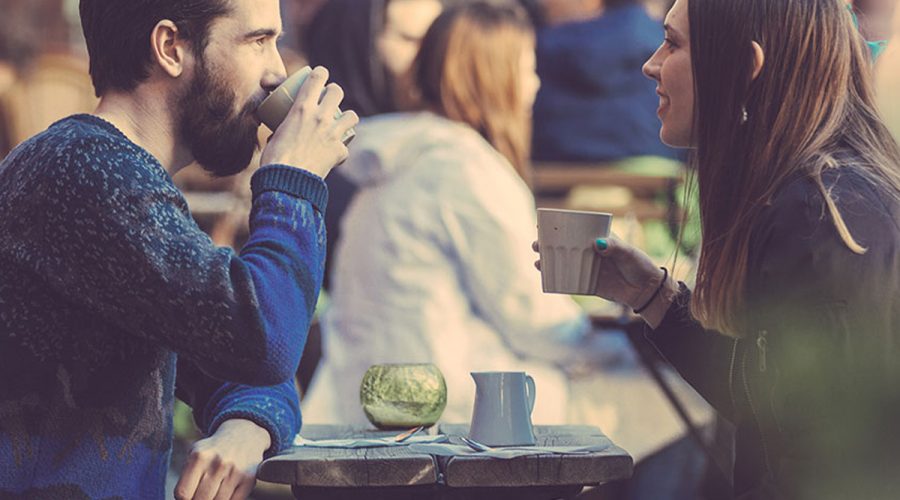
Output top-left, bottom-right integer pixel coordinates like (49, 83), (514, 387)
(257, 425), (438, 487)
(437, 424), (633, 488)
(259, 424), (633, 494)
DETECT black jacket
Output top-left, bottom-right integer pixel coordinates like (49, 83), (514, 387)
(648, 166), (900, 499)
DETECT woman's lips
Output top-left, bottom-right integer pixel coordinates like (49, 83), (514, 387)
(657, 93), (669, 117)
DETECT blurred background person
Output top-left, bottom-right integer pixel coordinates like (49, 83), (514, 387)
(304, 0), (443, 291)
(874, 0), (900, 139)
(530, 0), (680, 163)
(847, 0), (891, 60)
(303, 3), (711, 498)
(852, 0), (896, 41)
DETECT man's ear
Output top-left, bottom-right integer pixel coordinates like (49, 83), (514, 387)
(751, 40), (765, 80)
(150, 20), (189, 79)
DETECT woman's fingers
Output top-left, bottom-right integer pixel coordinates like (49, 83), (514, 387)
(594, 236), (621, 254)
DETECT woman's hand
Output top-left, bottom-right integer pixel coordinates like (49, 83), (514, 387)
(533, 237), (677, 327)
(174, 419), (271, 500)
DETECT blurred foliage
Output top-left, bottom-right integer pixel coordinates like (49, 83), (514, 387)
(173, 399), (200, 441)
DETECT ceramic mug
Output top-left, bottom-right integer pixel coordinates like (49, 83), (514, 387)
(537, 208), (613, 295)
(256, 66), (356, 144)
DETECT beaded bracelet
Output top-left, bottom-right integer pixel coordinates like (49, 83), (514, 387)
(633, 267), (669, 315)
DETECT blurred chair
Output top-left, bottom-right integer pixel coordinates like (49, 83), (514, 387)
(533, 156), (685, 240)
(0, 52), (97, 149)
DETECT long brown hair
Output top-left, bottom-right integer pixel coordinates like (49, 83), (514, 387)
(414, 1), (535, 183)
(687, 0), (900, 336)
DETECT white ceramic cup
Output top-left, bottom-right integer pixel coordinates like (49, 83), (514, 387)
(256, 66), (356, 144)
(537, 208), (613, 295)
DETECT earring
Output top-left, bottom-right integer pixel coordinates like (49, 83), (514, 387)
(740, 105), (749, 124)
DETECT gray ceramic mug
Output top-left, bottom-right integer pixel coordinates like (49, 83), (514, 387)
(256, 66), (356, 144)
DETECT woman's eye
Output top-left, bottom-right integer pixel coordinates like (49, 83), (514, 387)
(664, 37), (678, 49)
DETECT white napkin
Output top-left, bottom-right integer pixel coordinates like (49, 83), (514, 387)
(292, 433), (450, 448)
(408, 440), (612, 459)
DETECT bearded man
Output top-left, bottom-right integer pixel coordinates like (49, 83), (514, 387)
(0, 0), (357, 498)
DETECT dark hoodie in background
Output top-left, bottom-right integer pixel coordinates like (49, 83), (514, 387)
(304, 0), (397, 290)
(531, 3), (680, 162)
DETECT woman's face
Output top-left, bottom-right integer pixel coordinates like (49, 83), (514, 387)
(642, 0), (695, 148)
(376, 0), (443, 78)
(520, 43), (541, 113)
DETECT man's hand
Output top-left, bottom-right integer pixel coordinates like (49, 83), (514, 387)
(174, 419), (271, 500)
(260, 66), (360, 179)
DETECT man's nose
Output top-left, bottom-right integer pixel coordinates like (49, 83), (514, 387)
(263, 55), (289, 93)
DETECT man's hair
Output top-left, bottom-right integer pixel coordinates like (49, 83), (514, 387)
(79, 0), (232, 97)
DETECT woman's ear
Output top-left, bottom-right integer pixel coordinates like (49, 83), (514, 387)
(751, 40), (765, 80)
(150, 20), (188, 79)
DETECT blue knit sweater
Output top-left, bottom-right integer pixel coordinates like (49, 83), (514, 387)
(0, 115), (326, 498)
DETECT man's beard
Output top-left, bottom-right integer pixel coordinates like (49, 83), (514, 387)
(177, 57), (265, 177)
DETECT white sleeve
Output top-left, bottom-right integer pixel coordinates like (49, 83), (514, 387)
(434, 152), (591, 365)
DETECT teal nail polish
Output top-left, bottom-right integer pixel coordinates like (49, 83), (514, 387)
(596, 238), (608, 250)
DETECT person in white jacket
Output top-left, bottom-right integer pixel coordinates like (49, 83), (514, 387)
(302, 1), (710, 466)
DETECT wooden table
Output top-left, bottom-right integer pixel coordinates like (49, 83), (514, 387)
(258, 424), (633, 500)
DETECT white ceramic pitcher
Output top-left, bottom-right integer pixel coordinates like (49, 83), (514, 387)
(469, 371), (536, 446)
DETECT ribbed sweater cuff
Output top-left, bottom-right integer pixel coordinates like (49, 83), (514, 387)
(251, 164), (329, 214)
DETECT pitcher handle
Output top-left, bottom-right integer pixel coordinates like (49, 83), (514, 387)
(525, 374), (536, 414)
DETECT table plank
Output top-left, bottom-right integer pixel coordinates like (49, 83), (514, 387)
(437, 424), (633, 488)
(259, 423), (633, 495)
(258, 425), (438, 487)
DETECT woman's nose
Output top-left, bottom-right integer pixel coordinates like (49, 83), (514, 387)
(642, 47), (663, 82)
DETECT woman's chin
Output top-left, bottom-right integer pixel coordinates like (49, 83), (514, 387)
(659, 127), (691, 149)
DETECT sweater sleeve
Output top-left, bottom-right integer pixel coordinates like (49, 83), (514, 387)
(175, 357), (301, 455)
(645, 284), (738, 421)
(29, 135), (327, 386)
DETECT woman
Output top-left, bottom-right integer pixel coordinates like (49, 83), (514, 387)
(304, 0), (443, 289)
(547, 0), (900, 497)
